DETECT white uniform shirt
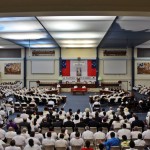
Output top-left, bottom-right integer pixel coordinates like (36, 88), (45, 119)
(142, 129), (150, 139)
(5, 131), (16, 139)
(5, 146), (21, 150)
(0, 128), (6, 140)
(94, 131), (105, 140)
(24, 144), (41, 150)
(131, 131), (141, 139)
(82, 130), (94, 140)
(117, 128), (131, 139)
(42, 138), (55, 146)
(70, 137), (84, 146)
(12, 135), (26, 146)
(14, 117), (23, 124)
(134, 139), (146, 146)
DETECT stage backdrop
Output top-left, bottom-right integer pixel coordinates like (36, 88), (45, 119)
(62, 60), (96, 82)
(137, 62), (150, 74)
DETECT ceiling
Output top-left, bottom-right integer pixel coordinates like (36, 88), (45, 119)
(0, 16), (150, 49)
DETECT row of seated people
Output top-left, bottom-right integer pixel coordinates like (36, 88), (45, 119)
(0, 103), (150, 149)
(14, 93), (66, 105)
(138, 85), (150, 95)
(90, 90), (131, 104)
(0, 125), (149, 150)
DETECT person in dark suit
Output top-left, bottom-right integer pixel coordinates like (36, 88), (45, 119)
(19, 119), (31, 134)
(76, 118), (86, 128)
(88, 117), (100, 130)
(100, 118), (110, 131)
(53, 115), (63, 128)
(64, 116), (75, 130)
(83, 112), (92, 125)
(131, 116), (145, 131)
(40, 118), (51, 128)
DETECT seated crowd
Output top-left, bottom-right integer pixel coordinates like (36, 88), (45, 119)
(0, 104), (149, 150)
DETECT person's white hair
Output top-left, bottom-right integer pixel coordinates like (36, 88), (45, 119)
(85, 108), (90, 112)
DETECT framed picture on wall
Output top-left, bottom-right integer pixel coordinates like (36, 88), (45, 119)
(4, 63), (21, 75)
(137, 62), (150, 74)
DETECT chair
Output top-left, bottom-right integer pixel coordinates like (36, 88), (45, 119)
(134, 146), (145, 150)
(78, 127), (85, 134)
(110, 146), (121, 150)
(121, 146), (130, 150)
(102, 127), (108, 134)
(65, 127), (73, 134)
(41, 127), (49, 134)
(54, 127), (61, 134)
(55, 147), (66, 150)
(90, 127), (97, 133)
(14, 103), (21, 112)
(136, 127), (142, 132)
(71, 146), (82, 150)
(93, 104), (101, 111)
(114, 128), (121, 132)
(43, 145), (55, 150)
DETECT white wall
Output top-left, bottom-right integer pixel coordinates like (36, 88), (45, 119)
(0, 47), (149, 90)
(99, 48), (132, 90)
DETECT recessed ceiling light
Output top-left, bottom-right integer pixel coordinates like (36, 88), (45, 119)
(51, 32), (105, 39)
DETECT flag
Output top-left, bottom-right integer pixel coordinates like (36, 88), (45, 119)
(62, 60), (70, 76)
(87, 60), (96, 76)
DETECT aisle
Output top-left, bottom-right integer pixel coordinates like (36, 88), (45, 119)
(63, 93), (92, 112)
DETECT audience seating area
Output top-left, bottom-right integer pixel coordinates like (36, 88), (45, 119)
(0, 84), (150, 150)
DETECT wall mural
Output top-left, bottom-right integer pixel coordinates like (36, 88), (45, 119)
(137, 62), (150, 74)
(4, 63), (21, 75)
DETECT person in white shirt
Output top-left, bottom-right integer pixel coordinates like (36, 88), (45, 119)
(117, 124), (131, 140)
(24, 139), (41, 150)
(134, 133), (146, 147)
(131, 126), (141, 140)
(45, 127), (57, 140)
(142, 126), (150, 139)
(70, 127), (81, 139)
(70, 132), (84, 147)
(0, 143), (4, 150)
(5, 140), (21, 150)
(12, 130), (25, 146)
(21, 128), (30, 139)
(5, 127), (16, 139)
(25, 131), (41, 145)
(42, 132), (55, 146)
(112, 117), (122, 129)
(34, 127), (43, 142)
(0, 108), (6, 117)
(48, 100), (55, 107)
(20, 111), (29, 120)
(82, 126), (94, 140)
(94, 127), (106, 140)
(55, 134), (68, 148)
(0, 124), (6, 141)
(14, 114), (23, 124)
(126, 140), (137, 150)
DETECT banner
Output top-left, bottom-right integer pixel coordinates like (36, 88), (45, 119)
(32, 49), (55, 56)
(62, 60), (96, 77)
(137, 62), (150, 74)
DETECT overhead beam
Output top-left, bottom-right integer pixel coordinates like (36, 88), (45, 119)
(0, 0), (150, 14)
(35, 16), (61, 49)
(97, 16), (118, 48)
